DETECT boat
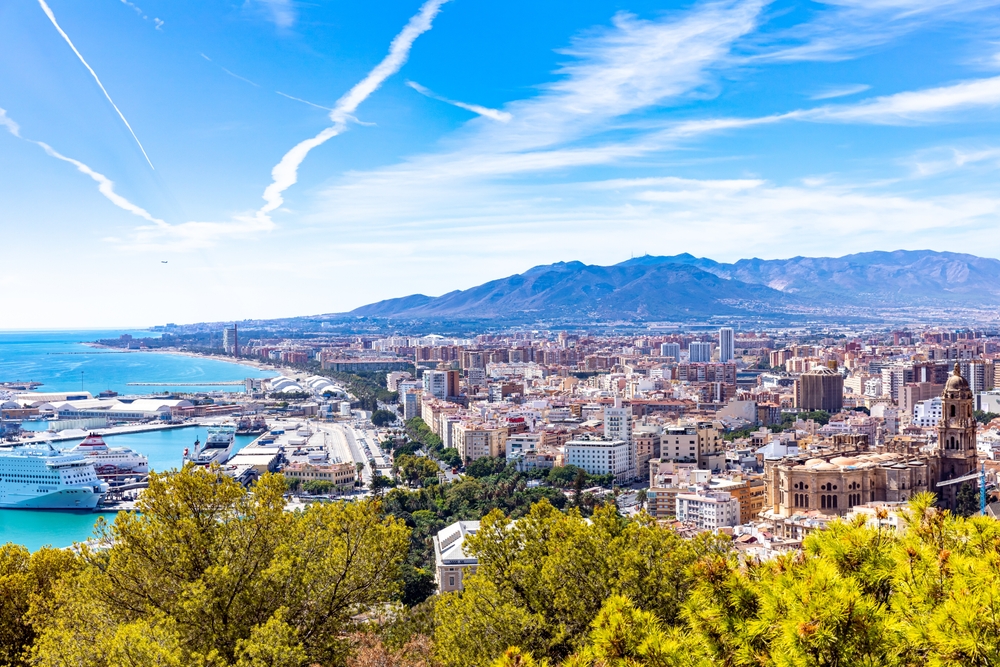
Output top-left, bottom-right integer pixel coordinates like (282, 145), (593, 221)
(0, 442), (109, 509)
(69, 433), (149, 483)
(235, 416), (267, 436)
(183, 425), (237, 466)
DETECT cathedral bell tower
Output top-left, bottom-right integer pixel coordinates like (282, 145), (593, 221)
(936, 363), (978, 510)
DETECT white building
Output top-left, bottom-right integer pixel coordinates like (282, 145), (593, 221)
(689, 342), (712, 363)
(913, 396), (942, 428)
(565, 436), (634, 484)
(422, 370), (448, 400)
(977, 391), (1000, 415)
(719, 328), (735, 363)
(660, 342), (681, 359)
(676, 489), (740, 530)
(401, 390), (422, 421)
(506, 432), (542, 459)
(432, 521), (480, 593)
(386, 371), (413, 392)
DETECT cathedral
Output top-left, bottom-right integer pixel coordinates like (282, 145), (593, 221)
(763, 364), (978, 516)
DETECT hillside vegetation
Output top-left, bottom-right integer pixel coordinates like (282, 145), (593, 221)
(1, 466), (998, 667)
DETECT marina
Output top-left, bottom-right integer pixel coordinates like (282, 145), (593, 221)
(0, 329), (279, 550)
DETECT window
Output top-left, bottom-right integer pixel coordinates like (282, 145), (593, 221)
(448, 576), (455, 587)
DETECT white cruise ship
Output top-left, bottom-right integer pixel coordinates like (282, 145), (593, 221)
(184, 425), (236, 466)
(0, 443), (110, 509)
(69, 433), (149, 482)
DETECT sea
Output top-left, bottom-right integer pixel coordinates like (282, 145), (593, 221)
(0, 329), (278, 551)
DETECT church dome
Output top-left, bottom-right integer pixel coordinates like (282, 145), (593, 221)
(943, 363), (972, 398)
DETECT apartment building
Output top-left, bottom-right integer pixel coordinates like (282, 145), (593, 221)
(454, 422), (508, 462)
(565, 436), (634, 484)
(676, 489), (741, 531)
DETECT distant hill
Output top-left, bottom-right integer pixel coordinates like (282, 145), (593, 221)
(345, 250), (1000, 322)
(619, 250), (1000, 307)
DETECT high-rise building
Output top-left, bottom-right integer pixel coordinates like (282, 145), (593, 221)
(660, 342), (681, 359)
(689, 342), (712, 363)
(422, 370), (448, 400)
(222, 325), (238, 356)
(604, 397), (635, 476)
(718, 327), (735, 363)
(794, 367), (844, 413)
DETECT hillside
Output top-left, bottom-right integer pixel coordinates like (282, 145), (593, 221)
(347, 249), (1000, 321)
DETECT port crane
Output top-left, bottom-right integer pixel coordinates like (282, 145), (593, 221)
(936, 463), (995, 516)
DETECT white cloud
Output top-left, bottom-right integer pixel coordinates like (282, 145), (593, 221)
(256, 0), (296, 29)
(802, 75), (1000, 123)
(908, 146), (1000, 176)
(0, 108), (163, 224)
(406, 81), (512, 122)
(38, 0), (154, 169)
(810, 83), (871, 100)
(258, 0), (451, 219)
(756, 0), (1000, 62)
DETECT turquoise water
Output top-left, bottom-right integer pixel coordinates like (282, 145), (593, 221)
(0, 329), (277, 551)
(0, 426), (260, 551)
(0, 330), (275, 395)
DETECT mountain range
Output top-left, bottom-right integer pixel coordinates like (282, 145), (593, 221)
(345, 250), (1000, 322)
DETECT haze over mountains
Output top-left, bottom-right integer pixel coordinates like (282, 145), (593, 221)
(347, 250), (1000, 322)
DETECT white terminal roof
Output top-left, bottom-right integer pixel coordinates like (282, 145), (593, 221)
(434, 521), (480, 566)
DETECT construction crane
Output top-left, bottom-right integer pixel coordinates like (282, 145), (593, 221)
(936, 463), (992, 516)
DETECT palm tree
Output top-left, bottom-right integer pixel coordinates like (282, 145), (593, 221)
(636, 488), (648, 512)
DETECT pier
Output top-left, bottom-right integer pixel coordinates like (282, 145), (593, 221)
(126, 381), (246, 386)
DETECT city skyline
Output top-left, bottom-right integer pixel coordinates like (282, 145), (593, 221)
(4, 0), (1000, 327)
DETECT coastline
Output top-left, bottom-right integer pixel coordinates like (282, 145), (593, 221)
(85, 343), (282, 377)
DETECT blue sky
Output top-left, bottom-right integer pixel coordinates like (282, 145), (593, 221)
(2, 0), (1000, 327)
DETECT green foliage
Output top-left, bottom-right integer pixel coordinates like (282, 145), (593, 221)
(394, 454), (442, 487)
(547, 465), (614, 490)
(0, 544), (79, 667)
(301, 479), (335, 495)
(448, 495), (1000, 667)
(435, 502), (728, 666)
(465, 456), (510, 478)
(439, 448), (463, 468)
(974, 410), (1000, 424)
(371, 409), (398, 427)
(322, 370), (400, 411)
(28, 464), (409, 667)
(955, 481), (980, 517)
(405, 418), (443, 453)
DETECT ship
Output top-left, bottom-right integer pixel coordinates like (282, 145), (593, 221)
(0, 442), (109, 509)
(69, 433), (149, 483)
(235, 416), (268, 436)
(183, 425), (236, 466)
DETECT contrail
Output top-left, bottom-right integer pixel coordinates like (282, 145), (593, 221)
(37, 0), (155, 170)
(406, 80), (512, 122)
(0, 108), (164, 224)
(259, 0), (451, 217)
(277, 91), (333, 111)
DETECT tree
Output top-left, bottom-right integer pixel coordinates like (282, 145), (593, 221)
(636, 489), (648, 512)
(974, 410), (1000, 425)
(0, 544), (80, 667)
(956, 481), (980, 517)
(370, 471), (395, 497)
(465, 457), (509, 479)
(302, 479), (334, 495)
(30, 465), (409, 667)
(395, 455), (441, 487)
(435, 502), (727, 666)
(372, 410), (398, 428)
